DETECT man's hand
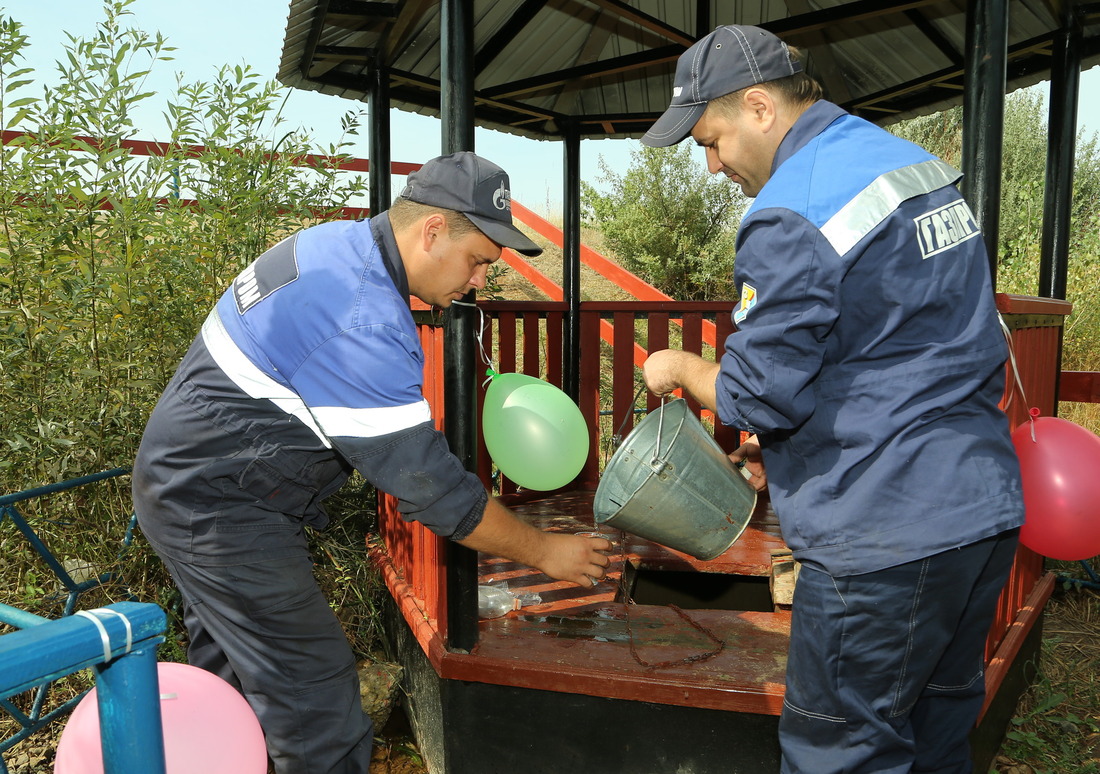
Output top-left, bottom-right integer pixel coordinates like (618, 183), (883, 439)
(642, 349), (686, 396)
(730, 434), (768, 492)
(533, 532), (614, 588)
(642, 349), (719, 412)
(457, 498), (612, 588)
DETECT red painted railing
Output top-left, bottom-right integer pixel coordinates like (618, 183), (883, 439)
(379, 293), (1082, 686)
(980, 294), (1073, 713)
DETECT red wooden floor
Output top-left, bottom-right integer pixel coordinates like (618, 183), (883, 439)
(437, 489), (793, 715)
(374, 485), (1053, 720)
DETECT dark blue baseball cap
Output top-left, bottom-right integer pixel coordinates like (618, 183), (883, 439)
(642, 25), (802, 148)
(399, 151), (543, 256)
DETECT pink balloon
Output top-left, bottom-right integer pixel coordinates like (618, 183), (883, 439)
(1012, 412), (1100, 561)
(55, 662), (267, 774)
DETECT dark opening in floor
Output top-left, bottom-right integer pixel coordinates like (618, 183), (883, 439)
(618, 565), (774, 611)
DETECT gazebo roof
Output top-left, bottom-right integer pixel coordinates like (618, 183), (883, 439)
(277, 0), (1100, 141)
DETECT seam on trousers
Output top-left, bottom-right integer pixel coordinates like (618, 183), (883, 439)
(783, 697), (846, 723)
(891, 557), (929, 717)
(927, 668), (984, 693)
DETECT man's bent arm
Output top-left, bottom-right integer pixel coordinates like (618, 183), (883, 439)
(642, 349), (720, 413)
(457, 497), (611, 588)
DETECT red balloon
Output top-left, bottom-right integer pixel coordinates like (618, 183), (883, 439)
(1012, 411), (1100, 561)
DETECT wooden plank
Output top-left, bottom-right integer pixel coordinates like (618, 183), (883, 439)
(522, 312), (541, 376)
(578, 312), (603, 485)
(545, 312), (563, 387)
(713, 311), (739, 451)
(682, 312), (703, 418)
(497, 312), (518, 373)
(612, 311), (637, 440)
(495, 312), (520, 495)
(646, 313), (670, 413)
(995, 293), (1073, 317)
(443, 606), (789, 715)
(1059, 371), (1100, 404)
(980, 571), (1056, 721)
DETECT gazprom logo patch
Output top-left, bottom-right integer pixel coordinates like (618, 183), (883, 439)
(234, 263), (263, 313)
(915, 200), (980, 259)
(733, 283), (757, 325)
(233, 235), (300, 315)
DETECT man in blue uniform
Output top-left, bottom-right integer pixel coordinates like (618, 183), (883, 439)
(639, 26), (1024, 774)
(132, 152), (612, 774)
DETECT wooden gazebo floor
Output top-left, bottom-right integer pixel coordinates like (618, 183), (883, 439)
(447, 489), (793, 715)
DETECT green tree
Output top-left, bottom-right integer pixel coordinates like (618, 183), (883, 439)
(0, 0), (371, 650)
(0, 0), (366, 487)
(582, 143), (745, 300)
(890, 89), (1100, 293)
(890, 88), (1100, 376)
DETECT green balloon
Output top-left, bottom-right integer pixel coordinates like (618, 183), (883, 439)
(482, 373), (590, 490)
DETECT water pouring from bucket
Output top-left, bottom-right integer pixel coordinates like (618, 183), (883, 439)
(593, 399), (757, 561)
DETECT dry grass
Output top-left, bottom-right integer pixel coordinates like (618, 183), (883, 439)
(991, 567), (1100, 774)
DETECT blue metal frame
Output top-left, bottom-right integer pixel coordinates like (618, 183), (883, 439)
(0, 468), (139, 767)
(1058, 559), (1100, 591)
(0, 601), (167, 774)
(0, 467), (133, 618)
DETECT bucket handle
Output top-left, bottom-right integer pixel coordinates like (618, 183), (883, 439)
(610, 386), (673, 474)
(610, 384), (648, 449)
(650, 395), (671, 473)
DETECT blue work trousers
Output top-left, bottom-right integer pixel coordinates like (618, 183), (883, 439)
(780, 529), (1020, 774)
(159, 551), (373, 774)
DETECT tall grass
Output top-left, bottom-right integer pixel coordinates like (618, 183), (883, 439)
(0, 0), (373, 724)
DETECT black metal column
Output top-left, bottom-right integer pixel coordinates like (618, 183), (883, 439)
(562, 122), (582, 403)
(368, 62), (391, 215)
(1038, 13), (1081, 301)
(440, 0), (479, 653)
(960, 0), (1008, 285)
(695, 0), (711, 36)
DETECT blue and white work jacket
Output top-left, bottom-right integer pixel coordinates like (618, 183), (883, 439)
(715, 101), (1025, 577)
(132, 214), (486, 565)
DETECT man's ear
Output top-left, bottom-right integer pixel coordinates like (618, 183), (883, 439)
(744, 87), (776, 131)
(420, 212), (447, 253)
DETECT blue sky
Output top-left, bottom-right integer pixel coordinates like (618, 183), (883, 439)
(7, 1), (1100, 216)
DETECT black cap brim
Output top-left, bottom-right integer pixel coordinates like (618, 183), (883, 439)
(641, 102), (707, 147)
(466, 212), (543, 257)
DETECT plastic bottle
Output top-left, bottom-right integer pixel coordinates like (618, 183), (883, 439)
(477, 585), (516, 619)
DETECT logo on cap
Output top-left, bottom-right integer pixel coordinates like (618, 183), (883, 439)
(492, 181), (510, 212)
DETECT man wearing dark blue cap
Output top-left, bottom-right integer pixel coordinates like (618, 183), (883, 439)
(640, 25), (1024, 774)
(132, 151), (612, 774)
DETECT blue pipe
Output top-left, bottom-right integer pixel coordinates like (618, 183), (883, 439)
(0, 467), (130, 507)
(0, 601), (167, 774)
(0, 603), (49, 629)
(1058, 559), (1100, 591)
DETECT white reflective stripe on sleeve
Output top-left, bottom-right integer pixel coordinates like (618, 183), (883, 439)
(312, 400), (432, 439)
(819, 159), (962, 257)
(201, 309), (332, 447)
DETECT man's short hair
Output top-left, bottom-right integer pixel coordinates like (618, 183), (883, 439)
(387, 197), (481, 240)
(705, 47), (823, 120)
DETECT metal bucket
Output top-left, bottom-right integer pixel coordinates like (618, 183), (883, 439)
(594, 399), (757, 561)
